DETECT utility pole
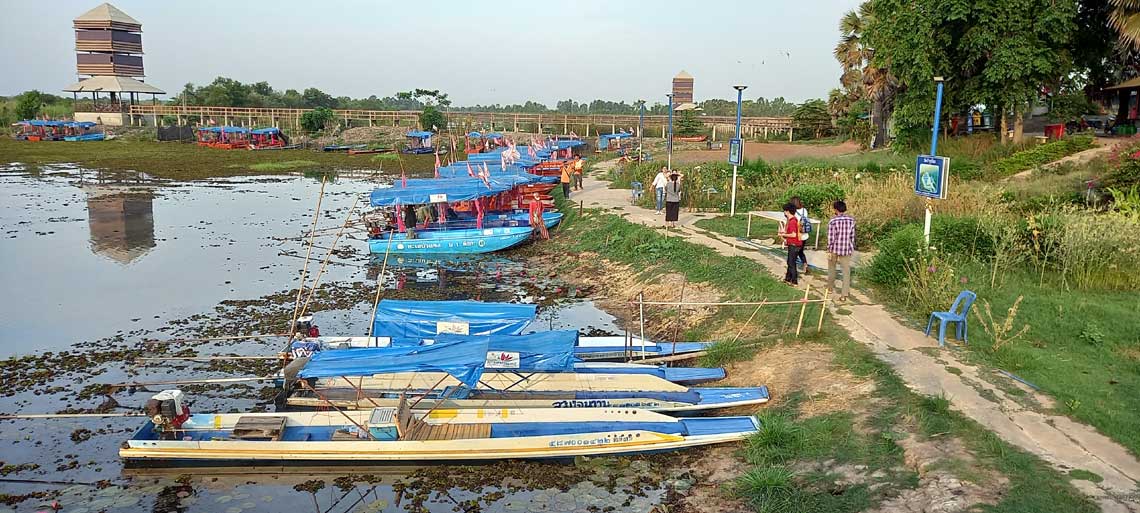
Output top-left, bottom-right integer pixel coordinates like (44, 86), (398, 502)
(666, 93), (674, 170)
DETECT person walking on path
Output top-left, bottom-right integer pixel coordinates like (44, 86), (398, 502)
(826, 200), (856, 301)
(572, 155), (585, 191)
(781, 203), (803, 285)
(791, 196), (811, 275)
(559, 162), (572, 198)
(664, 171), (683, 228)
(652, 166), (669, 213)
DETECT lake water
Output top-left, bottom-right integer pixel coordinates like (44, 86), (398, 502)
(0, 165), (670, 513)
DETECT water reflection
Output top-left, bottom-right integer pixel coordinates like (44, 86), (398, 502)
(82, 184), (156, 265)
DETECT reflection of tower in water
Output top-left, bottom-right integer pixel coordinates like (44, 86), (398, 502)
(80, 174), (157, 264)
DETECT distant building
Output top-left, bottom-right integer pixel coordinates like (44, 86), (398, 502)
(672, 71), (697, 111)
(65, 3), (164, 126)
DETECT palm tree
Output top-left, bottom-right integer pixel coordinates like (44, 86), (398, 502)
(1111, 0), (1140, 48)
(834, 2), (896, 148)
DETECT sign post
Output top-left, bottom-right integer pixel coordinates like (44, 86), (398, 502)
(917, 77), (946, 243)
(729, 85), (747, 216)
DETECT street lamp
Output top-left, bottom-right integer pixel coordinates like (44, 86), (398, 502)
(730, 85), (748, 216)
(638, 100), (645, 160)
(666, 93), (674, 170)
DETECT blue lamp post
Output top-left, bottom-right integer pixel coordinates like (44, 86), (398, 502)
(638, 100), (645, 160)
(730, 85), (748, 216)
(666, 93), (674, 170)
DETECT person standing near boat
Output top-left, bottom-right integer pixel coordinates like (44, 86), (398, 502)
(781, 203), (803, 285)
(652, 167), (668, 213)
(529, 192), (549, 240)
(560, 162), (572, 198)
(403, 204), (418, 240)
(664, 171), (683, 229)
(572, 155), (585, 191)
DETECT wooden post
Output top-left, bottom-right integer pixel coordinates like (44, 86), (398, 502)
(817, 288), (829, 333)
(712, 124), (716, 142)
(638, 292), (646, 359)
(764, 126), (768, 139)
(564, 115), (568, 134)
(795, 284), (811, 336)
(788, 127), (794, 142)
(513, 114), (518, 132)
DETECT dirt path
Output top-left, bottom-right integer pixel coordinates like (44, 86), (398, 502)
(670, 140), (861, 165)
(576, 158), (1140, 512)
(1009, 137), (1116, 180)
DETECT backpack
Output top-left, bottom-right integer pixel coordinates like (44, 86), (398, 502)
(798, 212), (812, 235)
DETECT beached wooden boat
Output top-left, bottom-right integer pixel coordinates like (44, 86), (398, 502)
(120, 395), (760, 465)
(674, 135), (707, 142)
(347, 147), (394, 155)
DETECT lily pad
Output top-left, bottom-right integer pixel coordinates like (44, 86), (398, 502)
(216, 495), (234, 504)
(241, 501), (256, 508)
(225, 507), (243, 513)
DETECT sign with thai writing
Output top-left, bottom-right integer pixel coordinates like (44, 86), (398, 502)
(728, 138), (743, 165)
(914, 155), (949, 199)
(485, 351), (520, 369)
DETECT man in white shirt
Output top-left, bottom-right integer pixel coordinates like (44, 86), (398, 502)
(652, 167), (669, 213)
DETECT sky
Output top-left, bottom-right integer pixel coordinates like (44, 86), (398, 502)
(0, 0), (862, 106)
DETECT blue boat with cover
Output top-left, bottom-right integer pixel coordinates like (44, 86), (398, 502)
(366, 181), (534, 255)
(285, 332), (769, 413)
(127, 338), (760, 465)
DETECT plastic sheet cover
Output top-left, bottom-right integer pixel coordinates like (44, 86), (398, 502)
(374, 300), (536, 339)
(298, 337), (489, 387)
(369, 181), (512, 207)
(435, 330), (578, 372)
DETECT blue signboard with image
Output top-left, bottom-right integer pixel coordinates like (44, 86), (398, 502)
(728, 138), (743, 165)
(914, 155), (949, 199)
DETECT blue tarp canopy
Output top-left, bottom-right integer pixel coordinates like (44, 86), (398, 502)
(434, 166), (558, 184)
(374, 299), (536, 339)
(552, 140), (585, 149)
(369, 181), (511, 207)
(298, 338), (489, 387)
(18, 120), (65, 127)
(251, 127), (281, 135)
(406, 131), (434, 139)
(601, 132), (632, 140)
(484, 132), (504, 139)
(436, 330), (579, 372)
(467, 131), (482, 138)
(198, 126), (250, 134)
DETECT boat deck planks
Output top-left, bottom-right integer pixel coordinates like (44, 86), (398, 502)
(232, 416), (287, 440)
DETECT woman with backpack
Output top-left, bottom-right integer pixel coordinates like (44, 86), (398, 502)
(791, 196), (811, 275)
(781, 202), (804, 285)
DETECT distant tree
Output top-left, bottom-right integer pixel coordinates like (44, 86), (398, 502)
(793, 99), (832, 138)
(302, 88), (337, 109)
(674, 110), (704, 136)
(419, 106), (446, 132)
(15, 90), (44, 120)
(299, 107), (336, 132)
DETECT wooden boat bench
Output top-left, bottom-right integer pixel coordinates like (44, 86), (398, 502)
(232, 416), (287, 441)
(396, 396), (490, 441)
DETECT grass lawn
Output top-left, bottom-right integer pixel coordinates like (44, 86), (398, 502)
(0, 138), (439, 179)
(919, 261), (1140, 457)
(548, 190), (1099, 512)
(694, 214), (832, 251)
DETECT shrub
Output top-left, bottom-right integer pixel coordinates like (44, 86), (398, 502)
(15, 90), (44, 120)
(299, 107), (336, 133)
(866, 224), (925, 285)
(419, 106), (446, 133)
(929, 216), (993, 259)
(1105, 154), (1140, 190)
(675, 109), (704, 136)
(778, 183), (845, 212)
(986, 136), (1095, 178)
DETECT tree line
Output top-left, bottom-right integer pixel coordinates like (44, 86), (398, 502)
(830, 0), (1131, 148)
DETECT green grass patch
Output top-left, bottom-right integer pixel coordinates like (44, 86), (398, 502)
(0, 138), (439, 179)
(248, 160), (319, 171)
(1067, 469), (1104, 483)
(986, 136), (1096, 178)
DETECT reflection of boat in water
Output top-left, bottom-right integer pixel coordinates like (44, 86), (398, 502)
(79, 175), (158, 264)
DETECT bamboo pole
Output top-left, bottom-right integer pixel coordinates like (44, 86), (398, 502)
(671, 279), (687, 359)
(111, 376), (274, 387)
(795, 285), (812, 337)
(729, 299), (768, 344)
(135, 356), (280, 362)
(636, 351), (708, 364)
(367, 234), (395, 338)
(638, 291), (646, 360)
(288, 175), (328, 337)
(638, 299), (825, 306)
(817, 288), (829, 333)
(0, 412), (146, 419)
(142, 333), (286, 344)
(299, 196), (362, 318)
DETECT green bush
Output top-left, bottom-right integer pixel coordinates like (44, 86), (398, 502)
(1104, 155), (1140, 190)
(929, 216), (993, 259)
(778, 183), (845, 212)
(987, 136), (1095, 178)
(675, 109), (704, 136)
(419, 106), (446, 133)
(299, 107), (336, 133)
(866, 224), (925, 285)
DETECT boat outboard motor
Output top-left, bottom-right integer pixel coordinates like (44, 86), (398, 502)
(294, 316), (313, 338)
(146, 389), (190, 436)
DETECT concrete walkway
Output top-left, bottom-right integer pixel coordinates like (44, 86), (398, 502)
(573, 159), (1140, 512)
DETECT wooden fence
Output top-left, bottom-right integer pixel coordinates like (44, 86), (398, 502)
(127, 104), (798, 139)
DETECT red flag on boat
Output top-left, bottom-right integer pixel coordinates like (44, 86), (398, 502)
(434, 151), (441, 178)
(466, 161), (475, 177)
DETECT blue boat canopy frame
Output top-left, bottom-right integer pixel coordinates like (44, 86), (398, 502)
(298, 338), (490, 387)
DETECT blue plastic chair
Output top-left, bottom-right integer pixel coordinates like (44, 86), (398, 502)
(925, 290), (977, 347)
